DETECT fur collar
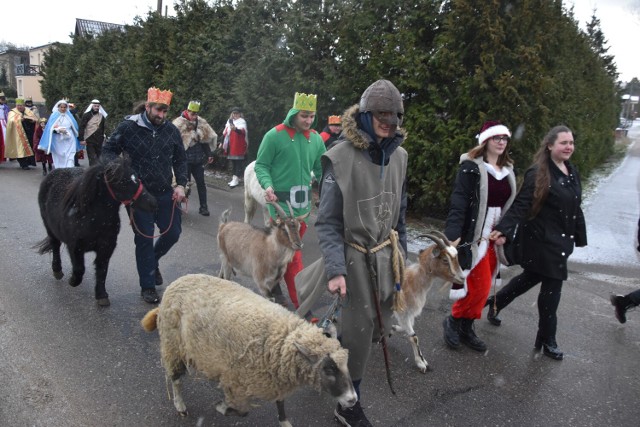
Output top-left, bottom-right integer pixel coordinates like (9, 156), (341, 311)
(340, 104), (407, 150)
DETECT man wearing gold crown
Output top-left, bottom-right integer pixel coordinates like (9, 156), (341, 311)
(102, 87), (188, 304)
(254, 92), (326, 308)
(296, 80), (408, 427)
(319, 115), (343, 150)
(172, 100), (217, 216)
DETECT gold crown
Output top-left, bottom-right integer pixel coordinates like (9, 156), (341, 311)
(293, 92), (317, 112)
(187, 100), (201, 112)
(328, 115), (341, 125)
(147, 87), (173, 105)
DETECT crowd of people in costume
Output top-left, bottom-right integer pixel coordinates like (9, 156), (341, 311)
(5, 79), (640, 427)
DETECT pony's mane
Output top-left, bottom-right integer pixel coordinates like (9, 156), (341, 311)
(63, 159), (126, 214)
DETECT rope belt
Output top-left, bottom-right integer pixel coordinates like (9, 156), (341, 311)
(346, 229), (406, 312)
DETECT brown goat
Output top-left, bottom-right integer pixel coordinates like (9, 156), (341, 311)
(217, 201), (302, 302)
(392, 230), (465, 373)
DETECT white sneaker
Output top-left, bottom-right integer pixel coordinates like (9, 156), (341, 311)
(228, 176), (239, 187)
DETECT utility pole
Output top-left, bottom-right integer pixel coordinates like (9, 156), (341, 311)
(157, 0), (162, 14)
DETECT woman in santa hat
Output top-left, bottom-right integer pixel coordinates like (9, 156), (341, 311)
(442, 120), (517, 352)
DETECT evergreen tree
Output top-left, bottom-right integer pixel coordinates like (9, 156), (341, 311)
(585, 11), (618, 79)
(36, 0), (622, 215)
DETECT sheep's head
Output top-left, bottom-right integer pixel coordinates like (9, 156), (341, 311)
(269, 200), (303, 251)
(294, 342), (357, 409)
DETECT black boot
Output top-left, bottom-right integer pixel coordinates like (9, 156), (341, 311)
(610, 294), (634, 324)
(42, 164), (48, 176)
(443, 315), (461, 349)
(459, 318), (487, 352)
(534, 333), (563, 360)
(199, 205), (210, 216)
(485, 296), (502, 326)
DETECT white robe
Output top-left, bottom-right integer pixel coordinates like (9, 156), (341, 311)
(50, 114), (78, 168)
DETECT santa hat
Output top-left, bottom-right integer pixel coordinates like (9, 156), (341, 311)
(476, 120), (511, 145)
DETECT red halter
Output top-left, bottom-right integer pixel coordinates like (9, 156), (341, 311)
(104, 175), (144, 206)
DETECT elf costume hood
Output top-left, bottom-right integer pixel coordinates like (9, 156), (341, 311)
(282, 92), (319, 129)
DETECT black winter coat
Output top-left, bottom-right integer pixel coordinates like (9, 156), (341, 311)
(443, 157), (516, 270)
(102, 114), (188, 196)
(495, 159), (587, 280)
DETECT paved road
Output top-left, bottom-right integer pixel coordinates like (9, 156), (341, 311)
(0, 133), (639, 426)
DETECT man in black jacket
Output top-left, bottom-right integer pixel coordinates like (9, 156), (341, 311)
(102, 87), (188, 304)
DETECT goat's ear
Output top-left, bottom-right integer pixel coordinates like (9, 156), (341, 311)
(431, 247), (441, 258)
(294, 342), (320, 364)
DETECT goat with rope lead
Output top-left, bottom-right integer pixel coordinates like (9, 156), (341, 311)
(391, 230), (465, 373)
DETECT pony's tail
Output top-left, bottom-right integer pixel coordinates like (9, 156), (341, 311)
(33, 237), (53, 254)
(141, 308), (160, 332)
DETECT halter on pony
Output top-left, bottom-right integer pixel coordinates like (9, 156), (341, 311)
(104, 175), (144, 206)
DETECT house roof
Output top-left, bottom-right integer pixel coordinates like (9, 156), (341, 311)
(75, 18), (125, 38)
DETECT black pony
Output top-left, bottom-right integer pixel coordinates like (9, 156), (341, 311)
(36, 157), (157, 306)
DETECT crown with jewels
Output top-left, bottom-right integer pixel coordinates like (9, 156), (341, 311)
(292, 92), (317, 112)
(187, 100), (201, 112)
(328, 115), (341, 125)
(147, 87), (173, 106)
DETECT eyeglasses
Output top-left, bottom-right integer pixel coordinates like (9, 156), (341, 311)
(490, 135), (510, 143)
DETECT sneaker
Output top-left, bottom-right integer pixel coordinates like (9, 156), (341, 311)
(155, 268), (164, 287)
(199, 206), (210, 216)
(141, 288), (161, 304)
(334, 401), (372, 427)
(228, 176), (239, 188)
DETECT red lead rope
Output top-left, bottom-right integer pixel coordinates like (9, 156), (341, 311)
(128, 198), (189, 239)
(104, 176), (188, 239)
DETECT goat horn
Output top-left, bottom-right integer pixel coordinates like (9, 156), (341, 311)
(286, 200), (295, 218)
(427, 229), (452, 246)
(417, 232), (447, 250)
(268, 200), (288, 219)
(296, 211), (311, 221)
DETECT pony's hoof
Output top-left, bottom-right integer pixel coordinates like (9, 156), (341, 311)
(178, 410), (188, 417)
(96, 297), (111, 307)
(53, 270), (64, 280)
(68, 276), (82, 287)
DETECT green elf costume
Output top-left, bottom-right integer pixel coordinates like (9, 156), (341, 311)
(254, 92), (326, 308)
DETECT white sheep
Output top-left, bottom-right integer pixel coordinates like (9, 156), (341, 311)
(392, 231), (465, 373)
(141, 274), (357, 427)
(244, 160), (271, 226)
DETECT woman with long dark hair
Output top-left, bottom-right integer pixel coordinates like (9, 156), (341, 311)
(488, 125), (587, 360)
